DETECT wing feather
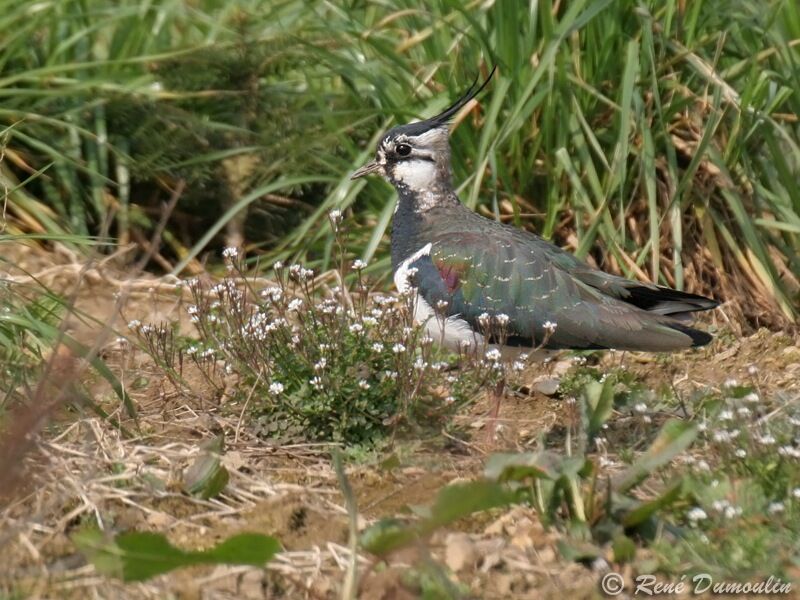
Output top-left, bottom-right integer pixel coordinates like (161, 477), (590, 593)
(406, 229), (709, 351)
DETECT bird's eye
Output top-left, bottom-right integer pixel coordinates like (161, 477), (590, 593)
(396, 143), (412, 157)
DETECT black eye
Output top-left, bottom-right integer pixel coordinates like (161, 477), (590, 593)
(396, 143), (412, 157)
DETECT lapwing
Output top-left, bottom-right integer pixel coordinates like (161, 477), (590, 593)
(351, 68), (718, 362)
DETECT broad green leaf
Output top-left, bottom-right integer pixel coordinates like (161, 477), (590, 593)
(485, 451), (587, 483)
(183, 435), (229, 500)
(621, 479), (686, 527)
(615, 420), (697, 493)
(360, 481), (515, 557)
(73, 529), (281, 582)
(360, 518), (417, 556)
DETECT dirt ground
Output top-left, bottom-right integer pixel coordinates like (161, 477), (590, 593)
(2, 244), (799, 599)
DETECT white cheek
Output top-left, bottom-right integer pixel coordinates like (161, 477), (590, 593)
(393, 160), (436, 191)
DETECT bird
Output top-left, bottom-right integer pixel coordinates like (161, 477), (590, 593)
(351, 68), (718, 362)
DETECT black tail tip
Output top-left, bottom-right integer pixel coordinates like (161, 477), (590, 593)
(670, 322), (714, 347)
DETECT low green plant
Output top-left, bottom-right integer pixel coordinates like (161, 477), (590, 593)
(360, 374), (698, 565)
(130, 214), (504, 445)
(651, 378), (800, 577)
(72, 528), (280, 582)
(0, 282), (62, 405)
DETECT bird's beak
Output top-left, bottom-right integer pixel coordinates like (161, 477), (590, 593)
(351, 160), (382, 180)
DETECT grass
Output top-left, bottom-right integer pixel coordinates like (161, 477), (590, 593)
(0, 0), (798, 325)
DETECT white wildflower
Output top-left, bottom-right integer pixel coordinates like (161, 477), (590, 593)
(269, 382), (284, 395)
(384, 370), (398, 380)
(222, 247), (238, 260)
(349, 323), (364, 334)
(768, 502), (785, 514)
(495, 313), (510, 326)
(512, 361), (525, 372)
(435, 299), (449, 311)
(372, 342), (384, 352)
(735, 448), (747, 458)
(743, 392), (760, 403)
(792, 488), (800, 499)
(778, 446), (800, 458)
(413, 358), (427, 371)
(736, 406), (751, 417)
(757, 433), (776, 446)
(261, 287), (283, 302)
(718, 409), (734, 421)
(310, 376), (323, 390)
(273, 260), (284, 270)
(392, 343), (406, 354)
(358, 379), (371, 390)
(543, 320), (557, 333)
(329, 208), (342, 224)
(634, 403), (647, 414)
(712, 429), (739, 443)
(687, 507), (707, 522)
(314, 358), (327, 371)
(485, 348), (502, 362)
(352, 259), (367, 270)
(747, 364), (759, 376)
(127, 319), (142, 330)
(723, 378), (739, 389)
(363, 316), (378, 327)
(477, 312), (491, 327)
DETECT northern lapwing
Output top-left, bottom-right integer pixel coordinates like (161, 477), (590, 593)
(352, 68), (718, 364)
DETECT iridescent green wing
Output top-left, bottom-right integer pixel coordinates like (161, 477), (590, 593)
(409, 230), (701, 351)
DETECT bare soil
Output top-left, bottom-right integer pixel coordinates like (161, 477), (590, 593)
(2, 244), (798, 599)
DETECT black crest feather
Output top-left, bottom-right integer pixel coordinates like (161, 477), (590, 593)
(395, 66), (497, 137)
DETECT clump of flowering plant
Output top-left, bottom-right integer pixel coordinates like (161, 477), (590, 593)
(169, 212), (496, 445)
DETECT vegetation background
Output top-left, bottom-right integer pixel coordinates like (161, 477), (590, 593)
(2, 0), (799, 324)
(2, 0), (800, 597)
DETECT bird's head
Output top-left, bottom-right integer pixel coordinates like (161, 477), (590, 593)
(351, 67), (496, 196)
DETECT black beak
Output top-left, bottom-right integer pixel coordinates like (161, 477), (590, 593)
(351, 160), (382, 180)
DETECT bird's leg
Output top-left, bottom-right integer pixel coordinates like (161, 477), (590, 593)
(485, 376), (506, 443)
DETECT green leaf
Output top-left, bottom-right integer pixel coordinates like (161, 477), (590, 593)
(484, 451), (584, 482)
(621, 479), (686, 527)
(615, 420), (697, 493)
(424, 481), (515, 531)
(583, 378), (615, 439)
(360, 518), (417, 556)
(183, 435), (229, 500)
(556, 538), (602, 562)
(612, 533), (637, 563)
(72, 528), (280, 582)
(360, 481), (515, 557)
